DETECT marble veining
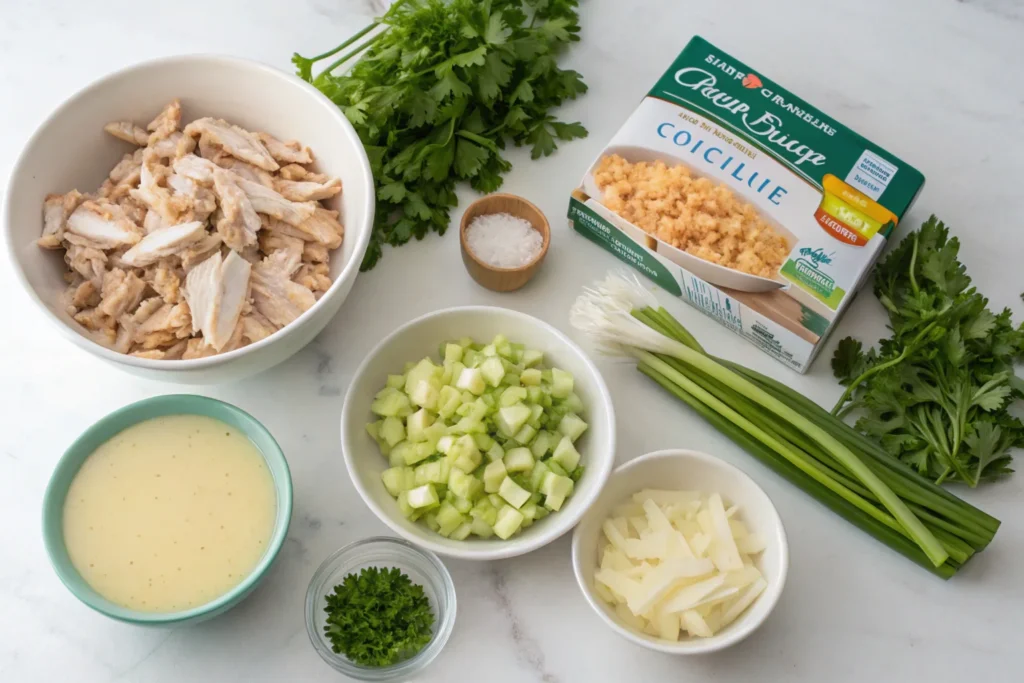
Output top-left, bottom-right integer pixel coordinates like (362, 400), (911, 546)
(1, 0), (1022, 682)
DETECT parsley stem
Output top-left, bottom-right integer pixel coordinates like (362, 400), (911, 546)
(831, 321), (939, 416)
(305, 21), (379, 66)
(317, 31), (387, 79)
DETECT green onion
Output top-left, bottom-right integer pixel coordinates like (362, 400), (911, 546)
(571, 273), (999, 577)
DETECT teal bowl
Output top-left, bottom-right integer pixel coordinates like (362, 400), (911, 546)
(42, 394), (293, 625)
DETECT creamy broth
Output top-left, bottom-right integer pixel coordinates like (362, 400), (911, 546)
(63, 415), (276, 612)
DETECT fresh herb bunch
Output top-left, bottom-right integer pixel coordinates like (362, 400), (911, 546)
(322, 566), (434, 667)
(294, 0), (588, 270)
(832, 216), (1024, 487)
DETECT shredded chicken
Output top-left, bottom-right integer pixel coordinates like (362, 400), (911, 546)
(104, 121), (149, 145)
(183, 118), (279, 172)
(212, 170), (261, 251)
(274, 177), (342, 202)
(38, 101), (343, 359)
(257, 132), (313, 165)
(250, 249), (316, 327)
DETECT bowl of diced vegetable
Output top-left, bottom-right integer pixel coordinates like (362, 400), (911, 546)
(571, 449), (788, 654)
(340, 306), (616, 560)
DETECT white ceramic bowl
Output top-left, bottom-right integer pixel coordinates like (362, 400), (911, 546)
(3, 55), (374, 383)
(341, 306), (616, 561)
(572, 449), (788, 654)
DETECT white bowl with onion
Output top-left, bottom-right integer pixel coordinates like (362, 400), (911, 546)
(571, 449), (788, 654)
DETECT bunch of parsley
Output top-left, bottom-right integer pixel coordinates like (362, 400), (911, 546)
(832, 216), (1024, 487)
(294, 0), (587, 270)
(322, 566), (434, 667)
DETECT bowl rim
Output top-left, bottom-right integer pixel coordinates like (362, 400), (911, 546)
(340, 305), (616, 561)
(570, 448), (789, 654)
(304, 536), (457, 679)
(41, 394), (294, 624)
(2, 53), (375, 371)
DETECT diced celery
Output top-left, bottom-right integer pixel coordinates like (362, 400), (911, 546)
(404, 358), (439, 395)
(410, 380), (439, 411)
(449, 522), (473, 541)
(436, 502), (465, 536)
(503, 447), (534, 473)
(450, 434), (482, 473)
(561, 392), (584, 414)
(462, 349), (479, 368)
(456, 367), (486, 395)
(546, 460), (568, 477)
(541, 472), (574, 512)
(501, 373), (520, 387)
(483, 460), (507, 493)
(550, 368), (574, 399)
(480, 356), (506, 387)
(444, 343), (464, 363)
(386, 374), (405, 389)
(449, 468), (483, 500)
(470, 433), (493, 451)
(570, 465), (585, 482)
(380, 416), (405, 447)
(397, 491), (421, 520)
(530, 431), (554, 459)
(437, 385), (462, 419)
(513, 424), (537, 446)
(388, 449), (405, 467)
(407, 484), (440, 509)
(403, 442), (436, 466)
(499, 386), (528, 407)
(493, 505), (525, 539)
(509, 342), (525, 361)
(486, 443), (505, 463)
(498, 476), (531, 509)
(526, 386), (544, 404)
(457, 336), (474, 348)
(521, 501), (539, 522)
(449, 494), (474, 514)
(446, 361), (466, 387)
(497, 404), (532, 435)
(529, 460), (551, 492)
(414, 459), (450, 486)
(470, 518), (494, 538)
(481, 344), (497, 357)
(540, 369), (553, 384)
(470, 498), (498, 526)
(423, 422), (446, 450)
(551, 435), (581, 472)
(371, 388), (412, 417)
(437, 435), (455, 454)
(424, 511), (440, 531)
(406, 408), (434, 442)
(522, 349), (544, 368)
(558, 412), (588, 442)
(366, 420), (381, 440)
(488, 493), (504, 509)
(381, 466), (416, 496)
(520, 368), (542, 386)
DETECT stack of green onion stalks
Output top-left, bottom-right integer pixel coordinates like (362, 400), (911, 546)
(570, 273), (1000, 578)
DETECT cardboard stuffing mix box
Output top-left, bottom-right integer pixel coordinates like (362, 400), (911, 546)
(568, 36), (925, 372)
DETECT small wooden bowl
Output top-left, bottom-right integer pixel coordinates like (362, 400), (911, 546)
(460, 193), (550, 292)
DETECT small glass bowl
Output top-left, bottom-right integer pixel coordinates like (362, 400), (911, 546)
(305, 537), (456, 680)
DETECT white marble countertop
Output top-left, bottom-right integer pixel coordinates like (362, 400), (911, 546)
(2, 0), (1023, 681)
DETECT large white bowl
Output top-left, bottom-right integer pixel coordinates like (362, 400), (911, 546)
(572, 449), (788, 654)
(341, 306), (616, 561)
(3, 55), (374, 384)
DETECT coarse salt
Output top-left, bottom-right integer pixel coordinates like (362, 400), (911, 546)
(465, 212), (543, 269)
